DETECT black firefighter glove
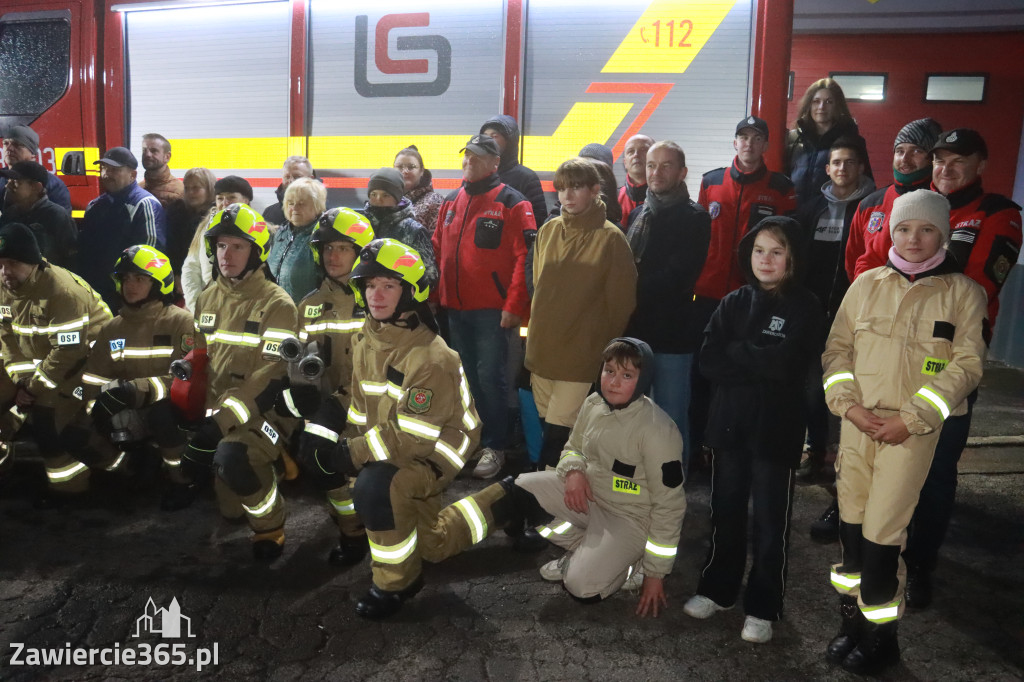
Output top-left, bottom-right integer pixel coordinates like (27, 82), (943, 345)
(275, 383), (321, 420)
(94, 380), (143, 418)
(299, 427), (357, 490)
(181, 417), (222, 481)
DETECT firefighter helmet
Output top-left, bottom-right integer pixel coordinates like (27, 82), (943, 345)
(310, 208), (375, 266)
(349, 238), (429, 313)
(112, 244), (175, 297)
(204, 203), (271, 262)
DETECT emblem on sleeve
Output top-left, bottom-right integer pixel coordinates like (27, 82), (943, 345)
(407, 388), (433, 414)
(181, 334), (195, 352)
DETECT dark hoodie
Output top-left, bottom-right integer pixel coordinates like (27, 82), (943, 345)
(699, 216), (823, 465)
(481, 115), (548, 228)
(784, 118), (873, 207)
(596, 337), (654, 409)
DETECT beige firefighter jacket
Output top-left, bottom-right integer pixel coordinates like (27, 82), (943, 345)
(556, 393), (686, 578)
(0, 262), (111, 404)
(822, 265), (987, 435)
(343, 313), (481, 481)
(194, 265), (299, 436)
(81, 299), (195, 406)
(297, 277), (364, 401)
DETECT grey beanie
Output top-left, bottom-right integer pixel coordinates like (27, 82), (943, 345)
(579, 143), (614, 168)
(368, 167), (405, 203)
(893, 118), (943, 152)
(889, 189), (951, 243)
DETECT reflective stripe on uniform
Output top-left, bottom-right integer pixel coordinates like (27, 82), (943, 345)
(365, 425), (389, 461)
(830, 570), (861, 591)
(11, 314), (89, 336)
(109, 347), (174, 361)
(368, 528), (418, 564)
(263, 328), (294, 341)
(361, 380), (403, 401)
(148, 377), (167, 402)
(305, 422), (339, 442)
(105, 451), (128, 472)
(81, 372), (111, 386)
(348, 406), (367, 426)
(303, 319), (363, 335)
(46, 460), (89, 483)
(434, 432), (471, 469)
(458, 367), (479, 430)
(861, 600), (900, 624)
(206, 330), (261, 347)
(328, 495), (356, 515)
(33, 369), (57, 389)
(282, 389), (302, 418)
(559, 449), (584, 461)
(645, 538), (677, 558)
(6, 360), (38, 377)
(242, 481), (280, 518)
(396, 414), (441, 439)
(454, 497), (488, 544)
(824, 371), (855, 391)
(538, 520), (572, 538)
(915, 386), (951, 420)
(222, 396), (250, 424)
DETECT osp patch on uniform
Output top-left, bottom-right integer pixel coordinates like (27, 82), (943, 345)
(109, 338), (126, 352)
(407, 388), (432, 414)
(708, 201), (721, 219)
(867, 212), (885, 233)
(304, 304), (323, 319)
(261, 339), (282, 361)
(181, 334), (195, 353)
(199, 313), (216, 328)
(0, 306), (11, 318)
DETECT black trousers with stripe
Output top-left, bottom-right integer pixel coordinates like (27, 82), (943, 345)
(696, 448), (795, 621)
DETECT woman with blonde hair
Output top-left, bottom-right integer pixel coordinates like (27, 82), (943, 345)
(165, 167), (216, 280)
(267, 176), (327, 302)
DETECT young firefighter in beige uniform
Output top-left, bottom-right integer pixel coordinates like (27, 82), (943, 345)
(516, 337), (686, 616)
(822, 190), (986, 675)
(0, 223), (111, 499)
(182, 204), (299, 560)
(287, 207), (374, 565)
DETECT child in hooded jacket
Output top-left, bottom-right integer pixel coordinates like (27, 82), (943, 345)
(684, 216), (822, 643)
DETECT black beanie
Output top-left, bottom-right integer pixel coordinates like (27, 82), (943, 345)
(214, 175), (254, 202)
(0, 223), (43, 265)
(368, 167), (406, 203)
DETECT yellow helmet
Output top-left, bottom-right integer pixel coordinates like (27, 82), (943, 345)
(112, 244), (174, 297)
(310, 208), (375, 267)
(204, 203), (271, 262)
(349, 238), (429, 312)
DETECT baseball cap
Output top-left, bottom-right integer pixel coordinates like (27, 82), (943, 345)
(93, 146), (139, 169)
(735, 115), (769, 138)
(3, 125), (39, 155)
(460, 134), (501, 157)
(0, 160), (48, 185)
(931, 128), (988, 160)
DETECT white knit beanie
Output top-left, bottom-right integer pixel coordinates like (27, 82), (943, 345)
(889, 190), (951, 243)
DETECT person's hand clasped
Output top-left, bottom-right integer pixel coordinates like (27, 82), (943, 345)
(872, 415), (911, 445)
(845, 404), (884, 436)
(563, 469), (593, 514)
(499, 310), (522, 329)
(636, 575), (667, 618)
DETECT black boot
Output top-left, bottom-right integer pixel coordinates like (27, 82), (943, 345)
(904, 563), (933, 610)
(841, 621), (900, 675)
(826, 595), (865, 663)
(492, 476), (551, 552)
(328, 533), (369, 566)
(810, 499), (840, 544)
(355, 575), (424, 619)
(539, 423), (572, 470)
(160, 482), (196, 511)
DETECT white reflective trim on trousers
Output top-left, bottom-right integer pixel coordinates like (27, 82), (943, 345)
(830, 571), (861, 589)
(538, 520), (572, 538)
(148, 377), (167, 402)
(457, 367), (479, 430)
(242, 481), (280, 518)
(454, 498), (488, 544)
(46, 460), (89, 483)
(366, 426), (390, 462)
(347, 407), (367, 425)
(396, 414), (441, 439)
(434, 439), (465, 469)
(368, 528), (418, 564)
(915, 386), (951, 420)
(222, 397), (250, 424)
(329, 496), (356, 515)
(645, 539), (677, 557)
(305, 422), (340, 442)
(823, 371), (855, 391)
(105, 451), (128, 472)
(861, 602), (900, 623)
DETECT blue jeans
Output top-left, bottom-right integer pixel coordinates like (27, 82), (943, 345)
(447, 308), (510, 450)
(650, 352), (692, 472)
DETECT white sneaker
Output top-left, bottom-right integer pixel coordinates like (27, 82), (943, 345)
(683, 594), (730, 619)
(622, 565), (644, 592)
(540, 553), (570, 582)
(472, 448), (504, 479)
(740, 615), (773, 643)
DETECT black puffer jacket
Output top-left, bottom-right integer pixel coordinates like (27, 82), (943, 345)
(359, 199), (438, 288)
(699, 217), (823, 465)
(481, 115), (547, 228)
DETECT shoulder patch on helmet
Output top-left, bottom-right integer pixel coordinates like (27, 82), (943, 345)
(662, 460), (684, 488)
(407, 388), (432, 414)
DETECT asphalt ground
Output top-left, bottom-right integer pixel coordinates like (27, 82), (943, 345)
(0, 362), (1021, 681)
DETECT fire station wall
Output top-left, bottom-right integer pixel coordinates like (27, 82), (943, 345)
(786, 31), (1024, 198)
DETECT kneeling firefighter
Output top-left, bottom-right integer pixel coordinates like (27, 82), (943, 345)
(299, 238), (549, 618)
(182, 204), (300, 560)
(64, 245), (196, 504)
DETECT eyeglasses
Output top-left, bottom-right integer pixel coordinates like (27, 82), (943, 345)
(394, 165), (420, 172)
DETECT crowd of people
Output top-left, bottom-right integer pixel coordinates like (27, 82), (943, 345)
(0, 75), (1020, 675)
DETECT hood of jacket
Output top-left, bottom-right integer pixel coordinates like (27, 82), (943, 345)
(595, 336), (654, 409)
(821, 175), (875, 205)
(480, 114), (521, 171)
(738, 215), (807, 291)
(361, 198), (415, 231)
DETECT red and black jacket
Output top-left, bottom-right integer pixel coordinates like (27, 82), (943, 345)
(845, 176), (931, 281)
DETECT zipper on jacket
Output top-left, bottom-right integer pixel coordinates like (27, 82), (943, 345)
(453, 194), (475, 308)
